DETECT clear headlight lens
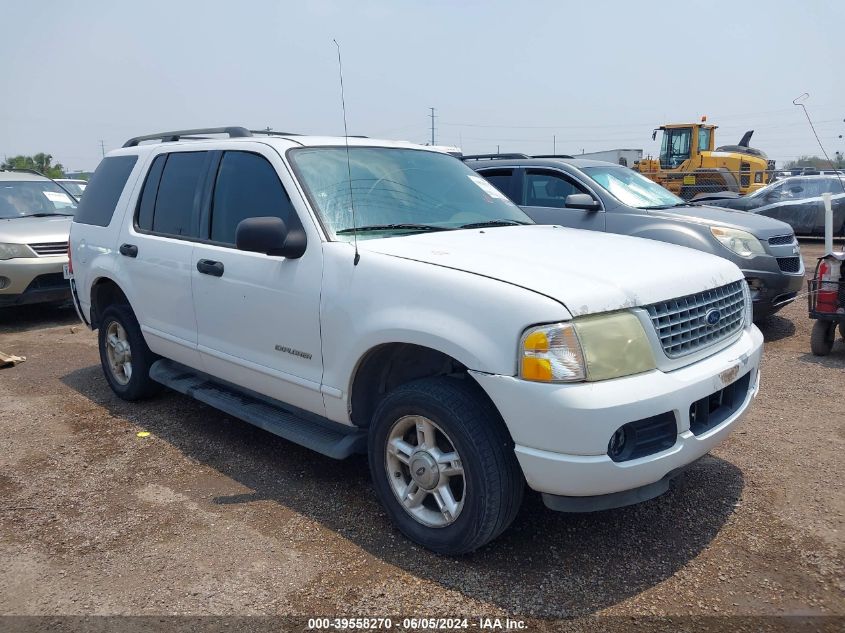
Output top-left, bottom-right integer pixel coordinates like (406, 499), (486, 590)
(519, 312), (656, 383)
(710, 226), (765, 258)
(741, 280), (753, 328)
(0, 243), (34, 260)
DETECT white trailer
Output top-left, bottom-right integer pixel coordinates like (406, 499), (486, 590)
(575, 148), (643, 167)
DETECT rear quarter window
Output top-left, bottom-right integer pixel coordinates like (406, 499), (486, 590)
(73, 156), (138, 226)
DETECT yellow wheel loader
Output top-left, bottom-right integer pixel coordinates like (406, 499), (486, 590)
(635, 119), (772, 200)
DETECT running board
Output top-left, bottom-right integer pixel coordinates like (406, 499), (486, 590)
(149, 359), (366, 459)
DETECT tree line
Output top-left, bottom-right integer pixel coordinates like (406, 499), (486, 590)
(783, 153), (845, 170)
(1, 153), (66, 179)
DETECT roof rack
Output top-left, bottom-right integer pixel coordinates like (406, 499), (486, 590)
(249, 129), (302, 137)
(532, 154), (574, 159)
(460, 153), (529, 161)
(122, 126), (253, 148)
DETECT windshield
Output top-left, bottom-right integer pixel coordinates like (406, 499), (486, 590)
(289, 147), (530, 240)
(58, 181), (85, 197)
(582, 166), (685, 209)
(0, 180), (77, 219)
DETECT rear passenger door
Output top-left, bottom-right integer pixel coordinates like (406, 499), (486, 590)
(119, 150), (211, 370)
(520, 169), (605, 231)
(191, 147), (325, 415)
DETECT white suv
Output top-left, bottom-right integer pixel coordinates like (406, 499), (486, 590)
(69, 127), (763, 554)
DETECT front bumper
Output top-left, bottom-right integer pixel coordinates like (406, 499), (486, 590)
(745, 265), (804, 319)
(470, 326), (763, 500)
(0, 256), (70, 307)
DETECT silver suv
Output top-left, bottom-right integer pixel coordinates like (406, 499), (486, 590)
(0, 170), (77, 307)
(466, 155), (805, 320)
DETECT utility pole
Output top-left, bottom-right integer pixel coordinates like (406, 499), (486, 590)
(553, 135), (556, 155)
(99, 140), (105, 158)
(429, 107), (436, 145)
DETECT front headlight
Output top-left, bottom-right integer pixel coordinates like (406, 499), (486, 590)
(520, 322), (586, 382)
(0, 243), (34, 260)
(741, 280), (753, 328)
(710, 226), (765, 258)
(519, 312), (656, 383)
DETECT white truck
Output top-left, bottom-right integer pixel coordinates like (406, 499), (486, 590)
(69, 127), (763, 554)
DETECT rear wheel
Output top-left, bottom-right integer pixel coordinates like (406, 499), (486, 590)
(368, 377), (523, 555)
(839, 322), (845, 341)
(98, 304), (162, 400)
(810, 320), (836, 356)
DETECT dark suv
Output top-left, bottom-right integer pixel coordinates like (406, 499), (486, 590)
(465, 154), (804, 321)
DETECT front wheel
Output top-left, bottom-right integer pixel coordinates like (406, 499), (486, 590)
(368, 377), (524, 555)
(810, 320), (836, 356)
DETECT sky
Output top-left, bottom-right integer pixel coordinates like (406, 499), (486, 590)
(1, 0), (843, 171)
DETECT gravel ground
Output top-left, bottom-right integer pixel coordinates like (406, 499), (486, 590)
(0, 241), (842, 629)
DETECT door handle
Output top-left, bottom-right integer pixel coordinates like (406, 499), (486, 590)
(119, 243), (138, 258)
(196, 259), (224, 277)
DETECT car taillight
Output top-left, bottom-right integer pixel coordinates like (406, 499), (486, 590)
(816, 257), (841, 313)
(67, 243), (73, 274)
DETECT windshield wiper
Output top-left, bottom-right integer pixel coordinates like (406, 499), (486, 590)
(336, 223), (454, 234)
(5, 212), (74, 218)
(458, 219), (530, 229)
(641, 203), (688, 210)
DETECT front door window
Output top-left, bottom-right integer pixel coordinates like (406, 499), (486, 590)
(660, 128), (692, 169)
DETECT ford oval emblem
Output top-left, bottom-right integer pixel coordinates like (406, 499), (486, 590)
(705, 308), (722, 326)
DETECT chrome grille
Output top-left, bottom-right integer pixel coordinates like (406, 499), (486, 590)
(777, 256), (802, 273)
(28, 241), (68, 256)
(645, 281), (745, 358)
(768, 234), (795, 246)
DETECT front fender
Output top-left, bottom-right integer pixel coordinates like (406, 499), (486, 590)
(319, 243), (569, 424)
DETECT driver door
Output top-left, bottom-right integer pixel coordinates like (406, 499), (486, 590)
(519, 169), (605, 230)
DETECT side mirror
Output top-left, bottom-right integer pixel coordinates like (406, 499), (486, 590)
(564, 193), (601, 211)
(235, 216), (307, 259)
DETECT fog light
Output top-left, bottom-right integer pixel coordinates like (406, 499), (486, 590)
(0, 276), (10, 290)
(746, 278), (765, 300)
(608, 426), (628, 460)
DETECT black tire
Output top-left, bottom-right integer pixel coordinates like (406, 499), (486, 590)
(810, 320), (836, 356)
(839, 322), (845, 341)
(368, 376), (524, 555)
(98, 304), (162, 400)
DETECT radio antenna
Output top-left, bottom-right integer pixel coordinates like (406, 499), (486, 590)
(793, 93), (845, 193)
(333, 39), (360, 266)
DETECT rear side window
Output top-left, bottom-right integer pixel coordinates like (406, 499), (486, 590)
(477, 169), (518, 203)
(210, 151), (297, 245)
(146, 152), (207, 238)
(73, 155), (137, 226)
(136, 155), (166, 231)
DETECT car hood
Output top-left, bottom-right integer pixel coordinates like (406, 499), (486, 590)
(358, 225), (743, 317)
(0, 215), (72, 244)
(647, 204), (793, 238)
